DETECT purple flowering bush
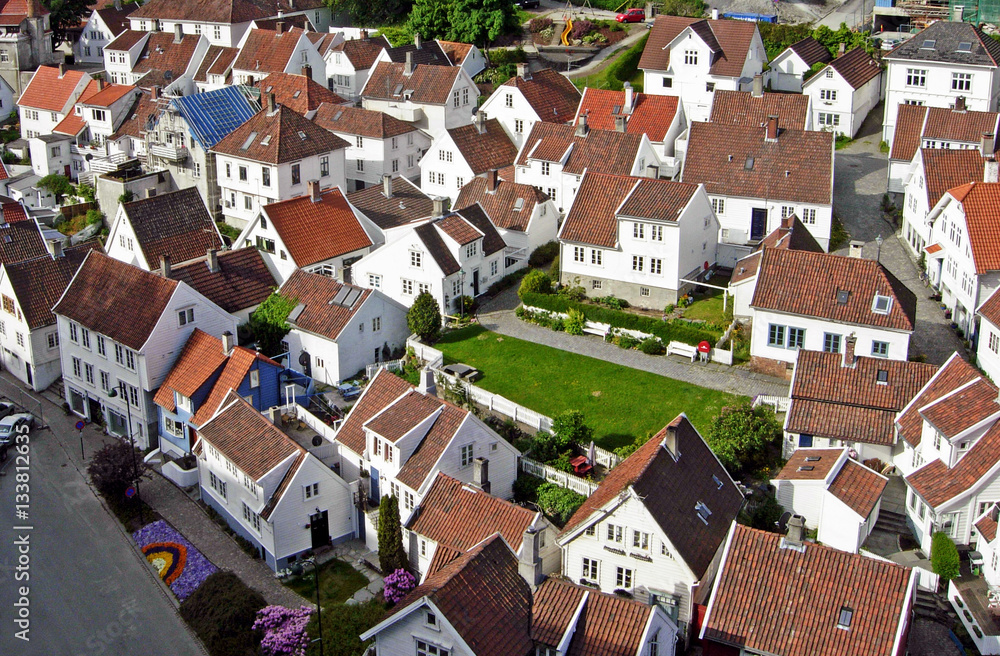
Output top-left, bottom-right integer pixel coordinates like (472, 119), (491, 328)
(254, 605), (313, 656)
(133, 519), (218, 601)
(383, 568), (417, 605)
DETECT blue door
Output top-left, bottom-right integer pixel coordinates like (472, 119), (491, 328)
(369, 466), (380, 503)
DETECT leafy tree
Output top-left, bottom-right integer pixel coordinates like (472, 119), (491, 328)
(118, 189), (135, 205)
(409, 0), (451, 40)
(43, 0), (95, 47)
(518, 269), (552, 297)
(248, 291), (298, 356)
(536, 483), (585, 526)
(254, 606), (313, 656)
(308, 598), (386, 656)
(407, 291), (442, 342)
(740, 494), (785, 532)
(552, 410), (593, 449)
(324, 0), (412, 26)
(377, 494), (407, 574)
(75, 183), (97, 203)
(87, 440), (151, 503)
(706, 402), (782, 475)
(38, 173), (74, 201)
(446, 0), (519, 46)
(931, 532), (961, 581)
(659, 0), (706, 17)
(179, 570), (267, 656)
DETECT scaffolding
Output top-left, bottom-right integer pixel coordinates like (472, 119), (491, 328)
(949, 0), (1000, 25)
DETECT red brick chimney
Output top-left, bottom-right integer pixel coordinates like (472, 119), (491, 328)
(308, 180), (320, 202)
(487, 169), (498, 192)
(765, 115), (779, 142)
(842, 334), (857, 367)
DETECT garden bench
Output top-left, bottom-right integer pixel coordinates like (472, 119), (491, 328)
(583, 325), (604, 337)
(666, 342), (698, 362)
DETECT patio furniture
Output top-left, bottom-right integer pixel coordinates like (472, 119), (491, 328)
(570, 455), (593, 476)
(337, 383), (361, 400)
(441, 363), (481, 381)
(971, 551), (985, 576)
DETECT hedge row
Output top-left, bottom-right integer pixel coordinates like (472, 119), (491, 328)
(520, 292), (720, 345)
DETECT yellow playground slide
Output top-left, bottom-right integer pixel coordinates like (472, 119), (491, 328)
(561, 17), (573, 46)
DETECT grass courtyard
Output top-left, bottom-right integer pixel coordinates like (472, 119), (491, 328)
(436, 325), (743, 450)
(284, 558), (369, 606)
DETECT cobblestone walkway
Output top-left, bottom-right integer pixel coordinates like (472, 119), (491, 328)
(323, 540), (384, 605)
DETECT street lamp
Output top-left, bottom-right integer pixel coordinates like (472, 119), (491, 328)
(108, 382), (144, 525)
(875, 234), (883, 264)
(291, 557), (323, 656)
(458, 269), (466, 319)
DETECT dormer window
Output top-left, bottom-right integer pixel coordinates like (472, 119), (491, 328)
(871, 294), (892, 314)
(837, 606), (854, 630)
(695, 501), (712, 524)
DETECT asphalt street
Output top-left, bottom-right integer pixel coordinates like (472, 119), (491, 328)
(0, 389), (204, 655)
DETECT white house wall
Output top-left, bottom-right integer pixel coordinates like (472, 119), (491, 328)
(816, 491), (867, 554)
(749, 308), (911, 364)
(711, 194), (832, 251)
(269, 455), (355, 561)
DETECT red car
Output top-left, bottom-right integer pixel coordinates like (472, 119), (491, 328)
(616, 8), (645, 22)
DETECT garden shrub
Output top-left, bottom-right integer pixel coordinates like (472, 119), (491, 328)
(707, 403), (782, 476)
(377, 495), (407, 574)
(739, 494), (785, 532)
(564, 308), (586, 335)
(526, 430), (564, 463)
(570, 19), (594, 40)
(457, 295), (477, 315)
(179, 571), (267, 656)
(550, 317), (565, 332)
(407, 292), (442, 342)
(931, 532), (961, 581)
(598, 295), (628, 310)
(528, 17), (553, 32)
(550, 255), (560, 280)
(487, 46), (527, 64)
(486, 269), (526, 297)
(312, 598), (386, 656)
(87, 440), (151, 506)
(383, 569), (417, 605)
(483, 415), (526, 443)
(529, 241), (559, 267)
(513, 473), (546, 503)
(519, 270), (553, 297)
(552, 410), (594, 448)
(536, 483), (586, 526)
(638, 337), (666, 355)
(253, 605), (312, 656)
(616, 333), (640, 350)
(248, 291), (298, 356)
(557, 285), (586, 301)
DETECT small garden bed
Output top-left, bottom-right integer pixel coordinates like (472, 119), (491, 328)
(529, 17), (632, 47)
(133, 519), (219, 601)
(283, 558), (369, 606)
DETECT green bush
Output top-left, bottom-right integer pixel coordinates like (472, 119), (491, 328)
(179, 571), (266, 656)
(485, 268), (526, 296)
(739, 494), (785, 532)
(513, 473), (546, 504)
(488, 46), (527, 64)
(564, 308), (586, 335)
(520, 292), (720, 346)
(529, 241), (559, 267)
(550, 255), (560, 280)
(552, 410), (594, 447)
(536, 483), (586, 526)
(407, 291), (442, 342)
(557, 285), (586, 302)
(457, 295), (477, 315)
(638, 337), (665, 355)
(377, 494), (407, 574)
(931, 532), (961, 581)
(615, 333), (640, 350)
(518, 270), (553, 297)
(310, 598), (387, 656)
(707, 403), (782, 476)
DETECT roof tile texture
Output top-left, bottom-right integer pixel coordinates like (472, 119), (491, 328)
(896, 355), (982, 447)
(279, 269), (372, 340)
(448, 119), (516, 175)
(212, 105), (348, 164)
(347, 176), (434, 230)
(365, 390), (441, 442)
(19, 66), (88, 112)
(908, 419), (1000, 507)
(335, 369), (414, 456)
(3, 241), (101, 330)
(364, 62), (461, 105)
(773, 448), (843, 481)
(454, 177), (546, 232)
(709, 89), (811, 131)
(169, 247), (277, 314)
(574, 87), (679, 141)
(312, 102), (415, 139)
(257, 73), (346, 114)
(517, 122), (644, 176)
(262, 186), (372, 266)
(500, 68), (581, 124)
(639, 16), (759, 77)
(828, 459), (887, 517)
(152, 328), (228, 411)
(122, 187), (223, 266)
(947, 182), (1000, 273)
(919, 377), (999, 437)
(826, 47), (882, 90)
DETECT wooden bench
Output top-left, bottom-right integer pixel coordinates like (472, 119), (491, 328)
(666, 342), (698, 362)
(583, 325), (605, 337)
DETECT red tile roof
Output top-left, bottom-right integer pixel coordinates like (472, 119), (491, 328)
(826, 47), (882, 90)
(896, 354), (982, 447)
(702, 524), (912, 656)
(396, 403), (468, 490)
(53, 113), (87, 136)
(257, 72), (346, 114)
(190, 346), (279, 426)
(335, 368), (414, 456)
(195, 45), (239, 82)
(436, 214), (482, 246)
(639, 16), (760, 78)
(106, 29), (147, 51)
(500, 68), (581, 124)
(130, 0), (325, 27)
(980, 287), (1000, 327)
(0, 204), (46, 265)
(517, 122), (645, 176)
(773, 448), (843, 481)
(786, 36), (832, 67)
(152, 328), (228, 411)
(448, 118), (516, 175)
(921, 148), (987, 209)
(81, 83), (136, 108)
(132, 31), (205, 88)
(574, 87), (679, 141)
(18, 66), (89, 113)
(365, 390), (442, 442)
(750, 249), (917, 331)
(531, 577), (585, 647)
(919, 377), (999, 438)
(363, 61), (461, 105)
(333, 34), (390, 70)
(2, 241), (101, 330)
(891, 104), (999, 162)
(346, 175), (434, 230)
(976, 505), (999, 542)
(945, 182), (1000, 273)
(889, 103), (928, 162)
(212, 105), (348, 164)
(454, 177), (547, 233)
(709, 89), (811, 131)
(279, 269), (372, 341)
(122, 187), (224, 267)
(94, 4), (134, 37)
(908, 419), (1000, 508)
(262, 187), (372, 266)
(53, 251), (178, 351)
(312, 102), (415, 139)
(828, 459), (887, 518)
(169, 247), (277, 315)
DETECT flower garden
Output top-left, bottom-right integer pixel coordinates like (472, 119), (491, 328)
(133, 519), (218, 601)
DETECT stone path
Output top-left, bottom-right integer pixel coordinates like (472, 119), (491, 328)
(323, 539), (384, 605)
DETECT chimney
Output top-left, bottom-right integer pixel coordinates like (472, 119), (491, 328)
(160, 254), (171, 278)
(843, 333), (858, 367)
(150, 85), (160, 100)
(475, 110), (486, 134)
(848, 239), (865, 258)
(518, 527), (543, 590)
(645, 163), (659, 179)
(433, 196), (446, 218)
(414, 33), (422, 49)
(417, 368), (436, 396)
(780, 215), (793, 230)
(221, 331), (234, 355)
(486, 168), (498, 192)
(662, 422), (679, 459)
(711, 7), (719, 19)
(954, 5), (964, 21)
(114, 0), (121, 9)
(207, 248), (219, 273)
(96, 77), (105, 91)
(276, 21), (284, 36)
(58, 63), (65, 77)
(266, 91), (276, 114)
(404, 51), (414, 77)
(955, 96), (967, 112)
(623, 81), (634, 113)
(361, 29), (368, 41)
(302, 64), (312, 79)
(752, 73), (763, 97)
(575, 113), (588, 137)
(838, 42), (846, 57)
(516, 62), (530, 80)
(765, 115), (778, 141)
(267, 406), (281, 425)
(985, 158), (999, 183)
(614, 115), (626, 132)
(307, 179), (320, 202)
(46, 239), (63, 259)
(981, 132), (995, 158)
(472, 457), (490, 493)
(382, 174), (393, 198)
(26, 0), (35, 18)
(785, 515), (806, 547)
(174, 23), (183, 43)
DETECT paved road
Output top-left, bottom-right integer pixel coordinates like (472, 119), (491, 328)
(0, 380), (204, 655)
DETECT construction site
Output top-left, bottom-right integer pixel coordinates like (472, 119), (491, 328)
(872, 0), (1000, 34)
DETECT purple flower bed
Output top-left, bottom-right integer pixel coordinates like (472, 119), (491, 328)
(133, 519), (218, 601)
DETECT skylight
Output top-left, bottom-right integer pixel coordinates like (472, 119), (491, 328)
(260, 135), (271, 146)
(871, 294), (892, 315)
(958, 42), (973, 52)
(836, 289), (850, 305)
(797, 465), (815, 472)
(744, 156), (754, 170)
(712, 474), (723, 489)
(877, 370), (889, 384)
(920, 39), (936, 49)
(297, 130), (307, 140)
(333, 110), (344, 121)
(837, 607), (854, 630)
(513, 198), (524, 211)
(695, 501), (712, 525)
(805, 456), (821, 462)
(265, 85), (273, 93)
(240, 131), (258, 150)
(293, 90), (301, 98)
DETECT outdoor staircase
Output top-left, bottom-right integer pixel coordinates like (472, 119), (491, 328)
(915, 589), (958, 626)
(874, 509), (910, 535)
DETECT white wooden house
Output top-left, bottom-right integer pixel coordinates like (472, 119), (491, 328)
(419, 113), (516, 202)
(479, 65), (582, 149)
(324, 32), (389, 101)
(17, 65), (90, 139)
(74, 3), (133, 64)
(803, 47), (883, 138)
(767, 36), (832, 93)
(231, 26), (326, 87)
(360, 58), (479, 135)
(978, 289), (1000, 387)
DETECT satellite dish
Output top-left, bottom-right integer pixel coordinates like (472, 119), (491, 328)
(777, 511), (792, 532)
(298, 351), (310, 366)
(311, 435), (323, 447)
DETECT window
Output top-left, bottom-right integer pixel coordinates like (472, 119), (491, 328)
(416, 640), (449, 656)
(787, 327), (805, 349)
(906, 68), (927, 87)
(425, 611), (438, 628)
(582, 557), (598, 579)
(606, 524), (622, 543)
(505, 92), (513, 108)
(684, 50), (697, 65)
(461, 444), (474, 467)
(585, 525), (596, 536)
(706, 82), (715, 92)
(456, 177), (464, 189)
(802, 208), (816, 224)
(991, 332), (999, 354)
(768, 324), (785, 347)
(632, 530), (649, 550)
(616, 566), (633, 589)
(515, 118), (524, 133)
(632, 256), (643, 272)
(84, 363), (94, 385)
(165, 416), (183, 438)
(823, 333), (841, 353)
(463, 88), (469, 105)
(315, 356), (324, 369)
(404, 490), (414, 511)
(781, 205), (795, 219)
(91, 109), (106, 122)
(453, 90), (461, 108)
(541, 161), (550, 176)
(178, 308), (195, 326)
(209, 472), (227, 500)
(47, 332), (58, 349)
(591, 249), (602, 266)
(662, 77), (673, 88)
(127, 384), (139, 407)
(640, 287), (650, 297)
(466, 242), (477, 258)
(410, 250), (422, 268)
(872, 294), (892, 314)
(820, 89), (837, 101)
(214, 25), (221, 40)
(953, 72), (972, 92)
(651, 225), (663, 241)
(818, 113), (840, 127)
(256, 236), (275, 254)
(872, 340), (889, 357)
(238, 165), (247, 182)
(304, 482), (319, 500)
(391, 159), (399, 173)
(402, 278), (414, 296)
(408, 154), (415, 168)
(72, 357), (82, 378)
(650, 258), (662, 275)
(633, 222), (644, 239)
(100, 370), (110, 392)
(356, 159), (365, 172)
(244, 195), (253, 211)
(291, 164), (300, 185)
(371, 316), (381, 332)
(242, 502), (261, 533)
(712, 198), (725, 215)
(69, 322), (79, 343)
(369, 274), (382, 289)
(355, 135), (364, 148)
(573, 246), (584, 262)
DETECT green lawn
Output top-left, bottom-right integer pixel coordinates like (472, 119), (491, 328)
(437, 326), (743, 450)
(284, 559), (368, 606)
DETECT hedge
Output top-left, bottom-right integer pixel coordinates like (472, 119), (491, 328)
(520, 292), (720, 346)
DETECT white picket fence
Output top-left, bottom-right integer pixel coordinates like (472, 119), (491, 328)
(406, 336), (444, 368)
(464, 383), (554, 432)
(366, 358), (405, 379)
(753, 394), (791, 413)
(521, 457), (600, 497)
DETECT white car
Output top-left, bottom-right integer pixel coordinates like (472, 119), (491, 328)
(0, 412), (32, 443)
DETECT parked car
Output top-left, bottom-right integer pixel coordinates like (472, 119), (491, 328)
(516, 0), (540, 7)
(616, 8), (645, 22)
(0, 401), (16, 421)
(0, 412), (32, 461)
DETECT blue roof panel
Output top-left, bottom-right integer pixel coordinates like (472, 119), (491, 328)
(173, 86), (260, 150)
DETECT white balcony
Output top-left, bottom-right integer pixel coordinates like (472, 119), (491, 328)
(148, 143), (188, 162)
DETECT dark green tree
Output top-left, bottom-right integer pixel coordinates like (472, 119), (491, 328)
(38, 173), (74, 202)
(518, 269), (552, 297)
(324, 0), (411, 26)
(407, 291), (442, 342)
(931, 532), (961, 581)
(409, 0), (451, 40)
(377, 494), (407, 574)
(247, 291), (298, 356)
(308, 598), (387, 656)
(706, 402), (782, 475)
(43, 0), (95, 47)
(552, 410), (593, 449)
(446, 0), (519, 46)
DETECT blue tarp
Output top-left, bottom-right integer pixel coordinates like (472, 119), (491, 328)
(171, 86), (260, 150)
(723, 11), (778, 22)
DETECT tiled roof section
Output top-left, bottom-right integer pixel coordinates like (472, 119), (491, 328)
(438, 40), (473, 66)
(436, 214), (482, 246)
(757, 215), (825, 253)
(773, 448), (843, 480)
(448, 119), (516, 175)
(500, 68), (581, 124)
(750, 249), (917, 331)
(908, 419), (1000, 507)
(169, 247), (277, 314)
(82, 83), (136, 108)
(980, 287), (1000, 327)
(335, 368), (414, 456)
(396, 404), (468, 490)
(18, 66), (88, 112)
(886, 20), (1000, 66)
(788, 36), (832, 67)
(919, 377), (999, 437)
(453, 177), (547, 232)
(95, 4), (135, 36)
(639, 16), (759, 78)
(709, 89), (811, 131)
(198, 392), (302, 481)
(263, 187), (372, 266)
(947, 182), (1000, 273)
(976, 505), (999, 542)
(211, 105), (348, 164)
(347, 175), (434, 230)
(195, 45), (239, 82)
(260, 450), (307, 519)
(131, 0), (325, 26)
(279, 269), (372, 341)
(561, 415), (743, 578)
(53, 113), (87, 136)
(889, 103), (928, 162)
(363, 62), (461, 105)
(828, 459), (887, 518)
(3, 241), (101, 330)
(257, 73), (346, 114)
(565, 583), (655, 656)
(414, 223), (457, 276)
(731, 251), (762, 284)
(383, 40), (451, 67)
(891, 105), (998, 161)
(0, 0), (46, 19)
(921, 148), (986, 209)
(531, 578), (586, 647)
(517, 122), (645, 176)
(559, 172), (697, 248)
(233, 27), (304, 75)
(425, 544), (463, 576)
(152, 329), (227, 411)
(334, 34), (390, 70)
(113, 94), (156, 139)
(132, 32), (204, 88)
(897, 354), (982, 447)
(365, 391), (442, 442)
(53, 251), (178, 351)
(828, 47), (882, 89)
(172, 85), (259, 150)
(0, 204), (47, 265)
(106, 29), (147, 51)
(703, 524), (912, 656)
(787, 401), (899, 446)
(122, 187), (223, 266)
(312, 102), (415, 139)
(450, 204), (506, 256)
(257, 14), (310, 31)
(683, 121), (834, 205)
(407, 473), (536, 553)
(384, 535), (534, 656)
(574, 87), (679, 141)
(190, 346), (280, 426)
